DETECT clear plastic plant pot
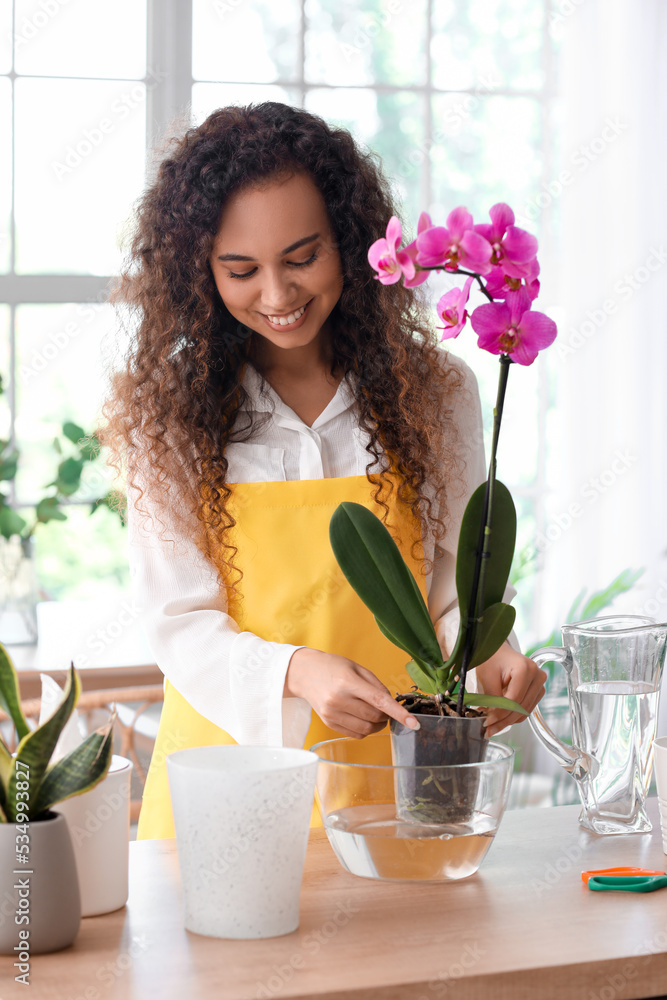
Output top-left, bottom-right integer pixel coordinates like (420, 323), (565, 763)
(389, 714), (488, 824)
(309, 732), (514, 882)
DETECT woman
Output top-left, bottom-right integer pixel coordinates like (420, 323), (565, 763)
(103, 102), (546, 840)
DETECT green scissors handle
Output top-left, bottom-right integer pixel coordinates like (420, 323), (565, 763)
(588, 875), (667, 893)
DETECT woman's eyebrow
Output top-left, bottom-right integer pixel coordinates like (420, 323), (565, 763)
(216, 233), (320, 262)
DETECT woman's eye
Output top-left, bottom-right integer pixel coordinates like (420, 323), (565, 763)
(228, 268), (257, 280)
(292, 250), (319, 268)
(228, 250), (319, 280)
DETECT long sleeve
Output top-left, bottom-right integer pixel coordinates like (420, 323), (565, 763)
(127, 475), (313, 747)
(427, 353), (519, 684)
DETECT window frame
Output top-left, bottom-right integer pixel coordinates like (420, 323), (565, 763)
(1, 0), (557, 639)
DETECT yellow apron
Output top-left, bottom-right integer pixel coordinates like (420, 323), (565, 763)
(136, 473), (428, 840)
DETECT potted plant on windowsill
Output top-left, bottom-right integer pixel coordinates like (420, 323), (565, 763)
(330, 204), (558, 823)
(0, 648), (114, 955)
(0, 394), (125, 644)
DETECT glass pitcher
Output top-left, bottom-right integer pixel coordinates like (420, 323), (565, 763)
(529, 615), (667, 834)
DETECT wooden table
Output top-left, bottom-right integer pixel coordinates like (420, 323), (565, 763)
(5, 801), (667, 1000)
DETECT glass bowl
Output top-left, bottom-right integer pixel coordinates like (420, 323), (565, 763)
(309, 732), (514, 882)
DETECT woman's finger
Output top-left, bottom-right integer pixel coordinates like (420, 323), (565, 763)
(347, 666), (420, 730)
(326, 721), (365, 739)
(484, 666), (547, 735)
(363, 684), (421, 730)
(327, 712), (388, 739)
(341, 695), (387, 725)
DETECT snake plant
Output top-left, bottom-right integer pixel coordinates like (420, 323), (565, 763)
(0, 647), (114, 822)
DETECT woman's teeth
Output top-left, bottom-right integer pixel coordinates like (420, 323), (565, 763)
(266, 302), (308, 325)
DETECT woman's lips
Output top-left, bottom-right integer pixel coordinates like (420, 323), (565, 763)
(260, 298), (312, 331)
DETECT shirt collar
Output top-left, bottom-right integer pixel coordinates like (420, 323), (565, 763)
(239, 360), (358, 429)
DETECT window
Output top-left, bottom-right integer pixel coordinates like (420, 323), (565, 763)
(2, 0), (149, 599)
(2, 0), (558, 641)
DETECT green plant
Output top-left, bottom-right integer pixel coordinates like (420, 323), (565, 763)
(364, 203), (557, 716)
(329, 501), (527, 717)
(525, 568), (645, 661)
(0, 647), (114, 822)
(0, 381), (125, 541)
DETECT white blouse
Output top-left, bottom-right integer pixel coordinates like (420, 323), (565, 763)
(127, 350), (499, 749)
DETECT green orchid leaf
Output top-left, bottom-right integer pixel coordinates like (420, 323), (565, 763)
(7, 664), (81, 820)
(404, 658), (438, 694)
(434, 664), (452, 690)
(456, 480), (517, 622)
(375, 617), (411, 656)
(32, 716), (115, 817)
(375, 619), (442, 686)
(35, 496), (68, 524)
(0, 643), (30, 741)
(62, 422), (85, 446)
(330, 502), (442, 667)
(0, 449), (19, 482)
(439, 621), (465, 674)
(433, 601), (515, 690)
(461, 692), (529, 716)
(378, 623), (441, 696)
(468, 602), (516, 669)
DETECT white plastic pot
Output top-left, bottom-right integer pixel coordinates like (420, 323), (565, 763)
(167, 745), (318, 939)
(56, 755), (133, 917)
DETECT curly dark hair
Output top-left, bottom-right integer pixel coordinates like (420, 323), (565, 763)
(102, 101), (467, 599)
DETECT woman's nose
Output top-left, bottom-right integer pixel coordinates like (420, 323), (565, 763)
(257, 268), (299, 311)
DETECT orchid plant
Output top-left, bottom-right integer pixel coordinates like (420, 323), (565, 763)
(330, 204), (557, 720)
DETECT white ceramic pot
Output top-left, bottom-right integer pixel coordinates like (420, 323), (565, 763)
(167, 746), (318, 940)
(655, 737), (667, 853)
(55, 755), (133, 917)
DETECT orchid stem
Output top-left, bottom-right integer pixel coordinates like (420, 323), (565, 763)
(449, 268), (496, 303)
(456, 354), (512, 715)
(417, 266), (495, 303)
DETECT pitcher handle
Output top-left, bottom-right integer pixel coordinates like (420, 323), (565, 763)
(528, 646), (599, 782)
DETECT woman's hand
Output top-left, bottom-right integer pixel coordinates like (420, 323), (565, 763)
(284, 647), (420, 739)
(474, 642), (547, 737)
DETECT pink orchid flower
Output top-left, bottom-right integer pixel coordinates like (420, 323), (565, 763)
(368, 216), (415, 285)
(470, 287), (557, 366)
(416, 206), (492, 274)
(473, 203), (538, 280)
(401, 212), (433, 287)
(436, 277), (474, 340)
(484, 258), (541, 301)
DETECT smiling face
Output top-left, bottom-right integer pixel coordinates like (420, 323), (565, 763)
(209, 170), (344, 368)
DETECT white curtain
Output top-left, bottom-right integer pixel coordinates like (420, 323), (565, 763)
(540, 1), (667, 641)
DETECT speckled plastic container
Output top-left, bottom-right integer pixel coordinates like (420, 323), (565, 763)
(167, 746), (318, 939)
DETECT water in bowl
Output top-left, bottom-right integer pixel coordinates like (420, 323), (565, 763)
(324, 803), (497, 881)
